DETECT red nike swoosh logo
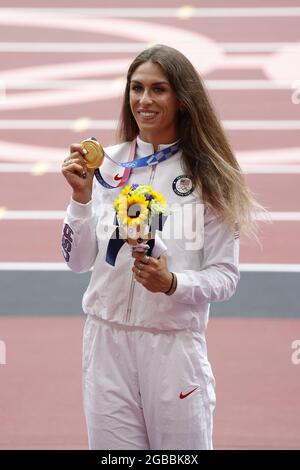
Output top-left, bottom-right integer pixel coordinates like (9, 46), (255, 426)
(179, 386), (199, 399)
(114, 174), (122, 181)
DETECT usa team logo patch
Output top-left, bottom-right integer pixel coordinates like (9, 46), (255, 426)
(172, 175), (193, 196)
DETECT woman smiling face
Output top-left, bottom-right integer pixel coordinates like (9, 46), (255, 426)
(129, 61), (180, 148)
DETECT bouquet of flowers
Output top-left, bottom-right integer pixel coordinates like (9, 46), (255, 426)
(114, 184), (168, 242)
(106, 184), (168, 265)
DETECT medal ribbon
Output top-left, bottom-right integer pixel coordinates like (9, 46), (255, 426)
(94, 139), (180, 189)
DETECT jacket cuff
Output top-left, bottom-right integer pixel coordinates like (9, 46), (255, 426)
(68, 198), (93, 219)
(170, 272), (190, 302)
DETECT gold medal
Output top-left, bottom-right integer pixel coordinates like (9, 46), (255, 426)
(81, 139), (104, 169)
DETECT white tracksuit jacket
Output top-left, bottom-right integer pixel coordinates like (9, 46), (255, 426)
(62, 136), (240, 332)
(62, 136), (240, 450)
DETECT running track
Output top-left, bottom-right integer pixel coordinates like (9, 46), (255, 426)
(0, 0), (300, 450)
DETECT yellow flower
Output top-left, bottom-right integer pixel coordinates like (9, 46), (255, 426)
(121, 185), (132, 196)
(117, 194), (149, 226)
(151, 191), (166, 205)
(114, 194), (126, 211)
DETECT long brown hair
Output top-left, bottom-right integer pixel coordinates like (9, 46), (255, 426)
(118, 44), (262, 233)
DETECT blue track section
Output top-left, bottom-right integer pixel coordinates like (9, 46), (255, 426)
(0, 271), (299, 317)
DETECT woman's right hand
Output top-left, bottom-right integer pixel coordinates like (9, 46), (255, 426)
(62, 143), (94, 204)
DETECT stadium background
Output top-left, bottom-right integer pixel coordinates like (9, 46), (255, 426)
(0, 0), (299, 449)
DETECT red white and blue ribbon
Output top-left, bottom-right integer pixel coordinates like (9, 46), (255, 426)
(92, 137), (180, 189)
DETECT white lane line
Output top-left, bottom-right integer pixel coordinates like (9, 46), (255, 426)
(0, 211), (65, 220)
(206, 80), (295, 90)
(256, 212), (300, 222)
(0, 7), (300, 17)
(1, 120), (300, 130)
(0, 42), (144, 53)
(0, 163), (61, 173)
(240, 264), (300, 273)
(224, 121), (300, 130)
(0, 120), (118, 130)
(218, 43), (299, 53)
(242, 165), (300, 174)
(2, 79), (294, 90)
(0, 262), (70, 271)
(0, 42), (297, 53)
(0, 211), (300, 221)
(0, 262), (299, 272)
(1, 79), (122, 90)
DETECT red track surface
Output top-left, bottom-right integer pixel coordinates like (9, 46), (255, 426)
(1, 173), (299, 212)
(0, 317), (299, 450)
(0, 219), (300, 264)
(0, 0), (300, 450)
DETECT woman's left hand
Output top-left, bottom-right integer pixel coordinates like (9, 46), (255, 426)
(132, 253), (173, 293)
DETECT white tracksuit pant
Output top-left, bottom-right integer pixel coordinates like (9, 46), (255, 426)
(83, 315), (216, 450)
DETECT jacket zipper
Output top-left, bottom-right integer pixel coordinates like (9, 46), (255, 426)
(148, 163), (157, 185)
(125, 274), (136, 322)
(125, 162), (158, 322)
